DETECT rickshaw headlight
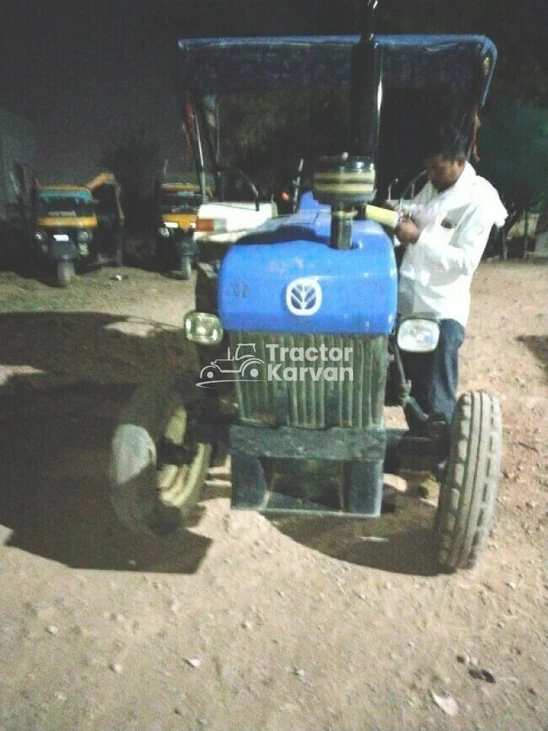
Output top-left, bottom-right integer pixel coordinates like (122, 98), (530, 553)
(397, 317), (440, 353)
(184, 311), (224, 345)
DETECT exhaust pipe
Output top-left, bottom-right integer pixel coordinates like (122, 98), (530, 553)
(312, 0), (385, 249)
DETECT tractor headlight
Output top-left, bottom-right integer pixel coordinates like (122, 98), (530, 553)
(184, 311), (224, 345)
(397, 317), (440, 353)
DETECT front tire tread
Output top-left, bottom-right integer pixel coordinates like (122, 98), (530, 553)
(435, 391), (502, 570)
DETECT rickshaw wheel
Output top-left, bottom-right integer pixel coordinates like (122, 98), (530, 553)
(180, 254), (192, 281)
(57, 260), (74, 287)
(110, 374), (212, 536)
(434, 391), (502, 571)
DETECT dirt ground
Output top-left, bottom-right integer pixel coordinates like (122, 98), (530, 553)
(0, 257), (546, 731)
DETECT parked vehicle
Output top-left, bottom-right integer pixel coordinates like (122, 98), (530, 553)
(31, 184), (99, 286)
(110, 10), (503, 571)
(155, 181), (207, 279)
(192, 183), (278, 262)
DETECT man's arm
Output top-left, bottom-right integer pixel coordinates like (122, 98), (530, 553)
(394, 181), (433, 244)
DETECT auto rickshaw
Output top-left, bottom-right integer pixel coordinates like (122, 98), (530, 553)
(155, 181), (209, 279)
(31, 184), (99, 286)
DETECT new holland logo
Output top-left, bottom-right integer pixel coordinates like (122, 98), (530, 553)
(286, 277), (322, 316)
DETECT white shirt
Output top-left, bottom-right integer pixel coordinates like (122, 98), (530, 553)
(398, 162), (507, 327)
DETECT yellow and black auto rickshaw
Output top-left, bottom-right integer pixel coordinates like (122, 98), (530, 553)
(31, 184), (99, 286)
(156, 181), (210, 279)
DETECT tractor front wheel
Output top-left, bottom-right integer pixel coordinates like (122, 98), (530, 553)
(434, 391), (502, 571)
(109, 374), (212, 536)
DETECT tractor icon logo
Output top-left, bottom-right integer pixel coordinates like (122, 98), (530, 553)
(197, 343), (264, 388)
(286, 277), (322, 316)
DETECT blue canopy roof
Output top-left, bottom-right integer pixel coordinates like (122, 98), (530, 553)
(177, 34), (497, 106)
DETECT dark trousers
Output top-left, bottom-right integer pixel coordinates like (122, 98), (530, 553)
(400, 318), (465, 431)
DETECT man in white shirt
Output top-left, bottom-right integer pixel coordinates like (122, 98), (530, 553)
(395, 126), (507, 436)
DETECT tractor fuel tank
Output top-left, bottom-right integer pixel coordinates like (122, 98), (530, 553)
(218, 214), (398, 335)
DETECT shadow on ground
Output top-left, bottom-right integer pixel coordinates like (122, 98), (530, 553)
(1, 310), (442, 576)
(0, 311), (211, 573)
(0, 382), (212, 573)
(0, 311), (198, 387)
(267, 499), (440, 576)
(202, 469), (442, 576)
(519, 334), (548, 384)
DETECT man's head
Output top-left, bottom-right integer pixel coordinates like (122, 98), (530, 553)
(423, 126), (468, 192)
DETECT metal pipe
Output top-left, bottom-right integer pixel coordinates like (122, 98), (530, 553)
(330, 206), (356, 250)
(351, 0), (383, 161)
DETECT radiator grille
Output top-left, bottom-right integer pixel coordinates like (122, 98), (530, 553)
(230, 331), (388, 428)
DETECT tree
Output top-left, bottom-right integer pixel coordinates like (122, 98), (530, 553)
(478, 101), (548, 229)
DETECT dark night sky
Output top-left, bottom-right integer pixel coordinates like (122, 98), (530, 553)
(0, 0), (545, 183)
(0, 0), (364, 183)
(1, 1), (187, 182)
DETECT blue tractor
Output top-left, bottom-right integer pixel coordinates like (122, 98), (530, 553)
(110, 11), (502, 571)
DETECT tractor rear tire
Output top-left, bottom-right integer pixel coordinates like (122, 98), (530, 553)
(434, 391), (502, 571)
(109, 374), (211, 536)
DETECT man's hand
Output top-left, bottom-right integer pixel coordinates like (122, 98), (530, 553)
(395, 217), (420, 245)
